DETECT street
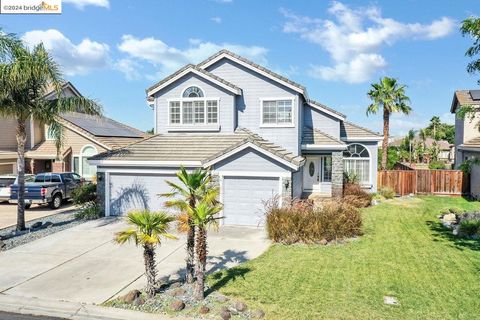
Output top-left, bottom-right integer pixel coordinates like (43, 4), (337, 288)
(0, 312), (63, 320)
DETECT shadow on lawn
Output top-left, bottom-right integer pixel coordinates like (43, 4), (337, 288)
(427, 220), (480, 251)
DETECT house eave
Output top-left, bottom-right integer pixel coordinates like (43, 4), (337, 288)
(341, 137), (383, 142)
(88, 160), (202, 167)
(301, 144), (347, 151)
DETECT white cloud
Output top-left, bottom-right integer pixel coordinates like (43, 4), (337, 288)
(114, 58), (142, 81)
(117, 35), (268, 78)
(211, 17), (222, 24)
(63, 0), (109, 9)
(22, 29), (109, 76)
(282, 2), (456, 83)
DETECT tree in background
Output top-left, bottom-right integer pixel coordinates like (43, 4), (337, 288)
(461, 16), (480, 84)
(367, 77), (411, 170)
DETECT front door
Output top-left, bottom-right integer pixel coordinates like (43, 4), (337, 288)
(303, 156), (333, 192)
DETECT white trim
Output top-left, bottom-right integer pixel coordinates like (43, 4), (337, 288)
(203, 142), (299, 170)
(29, 117), (35, 148)
(154, 102), (158, 134)
(199, 52), (306, 97)
(341, 137), (383, 142)
(80, 145), (98, 178)
(306, 102), (345, 121)
(147, 67), (241, 97)
(301, 144), (347, 150)
(166, 125), (220, 132)
(458, 146), (480, 152)
(105, 171), (110, 217)
(213, 170), (290, 178)
(88, 160), (202, 167)
(181, 85), (205, 98)
(167, 98), (220, 127)
(259, 97), (295, 127)
(343, 143), (372, 185)
(98, 168), (179, 174)
(60, 122), (111, 150)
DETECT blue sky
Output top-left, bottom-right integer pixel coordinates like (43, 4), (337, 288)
(1, 0), (478, 136)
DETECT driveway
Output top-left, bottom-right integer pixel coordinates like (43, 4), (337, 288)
(0, 202), (75, 229)
(0, 218), (270, 304)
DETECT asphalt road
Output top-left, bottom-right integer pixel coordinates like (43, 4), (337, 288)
(0, 312), (64, 320)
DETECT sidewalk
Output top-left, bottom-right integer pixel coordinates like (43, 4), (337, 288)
(0, 294), (188, 320)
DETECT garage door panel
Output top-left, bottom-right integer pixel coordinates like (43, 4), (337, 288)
(222, 176), (279, 226)
(109, 173), (179, 216)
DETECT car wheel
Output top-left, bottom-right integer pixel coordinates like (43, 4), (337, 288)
(49, 194), (62, 210)
(25, 204), (31, 209)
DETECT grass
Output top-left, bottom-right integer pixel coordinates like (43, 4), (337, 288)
(208, 196), (480, 319)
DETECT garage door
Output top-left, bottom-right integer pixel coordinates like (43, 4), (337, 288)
(222, 176), (279, 226)
(108, 173), (179, 216)
(0, 164), (14, 175)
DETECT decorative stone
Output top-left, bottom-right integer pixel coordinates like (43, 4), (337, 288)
(319, 239), (328, 245)
(0, 240), (5, 250)
(216, 294), (229, 302)
(169, 282), (182, 289)
(169, 288), (186, 297)
(383, 296), (399, 305)
(443, 213), (457, 222)
(170, 299), (185, 311)
(132, 297), (145, 306)
(199, 306), (210, 314)
(234, 301), (247, 312)
(122, 290), (141, 303)
(31, 222), (42, 229)
(252, 309), (265, 318)
(43, 221), (54, 228)
(219, 309), (231, 320)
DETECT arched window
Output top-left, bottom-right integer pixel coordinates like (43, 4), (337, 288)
(73, 145), (97, 179)
(343, 144), (370, 185)
(182, 86), (204, 98)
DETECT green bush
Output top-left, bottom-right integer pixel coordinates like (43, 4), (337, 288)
(458, 219), (480, 237)
(72, 183), (101, 220)
(265, 199), (362, 244)
(75, 202), (102, 220)
(379, 187), (395, 199)
(428, 161), (446, 170)
(343, 183), (372, 208)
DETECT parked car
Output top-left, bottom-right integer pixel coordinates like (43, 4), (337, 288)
(10, 172), (84, 209)
(0, 174), (34, 202)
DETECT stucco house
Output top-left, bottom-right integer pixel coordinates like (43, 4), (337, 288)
(90, 50), (382, 226)
(0, 82), (146, 179)
(451, 89), (480, 197)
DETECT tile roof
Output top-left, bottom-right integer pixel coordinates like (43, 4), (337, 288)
(26, 141), (72, 159)
(340, 121), (382, 139)
(302, 127), (346, 146)
(146, 63), (241, 96)
(90, 128), (304, 167)
(460, 137), (480, 149)
(305, 99), (346, 118)
(451, 90), (480, 112)
(197, 49), (306, 94)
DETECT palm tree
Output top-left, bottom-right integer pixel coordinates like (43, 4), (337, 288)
(187, 200), (222, 300)
(367, 77), (411, 170)
(0, 35), (101, 231)
(115, 210), (177, 297)
(429, 116), (441, 140)
(419, 128), (428, 147)
(161, 166), (212, 284)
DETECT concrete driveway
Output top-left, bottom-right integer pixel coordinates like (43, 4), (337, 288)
(0, 218), (270, 304)
(0, 202), (75, 229)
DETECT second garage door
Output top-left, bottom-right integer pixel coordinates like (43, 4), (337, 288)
(222, 176), (279, 226)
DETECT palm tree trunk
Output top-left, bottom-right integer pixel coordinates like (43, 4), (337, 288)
(185, 197), (196, 284)
(381, 109), (390, 170)
(194, 226), (207, 301)
(143, 243), (157, 298)
(16, 119), (27, 231)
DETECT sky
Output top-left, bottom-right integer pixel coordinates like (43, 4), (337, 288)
(1, 0), (479, 136)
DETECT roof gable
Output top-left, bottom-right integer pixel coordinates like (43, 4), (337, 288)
(340, 121), (382, 140)
(451, 90), (480, 113)
(305, 99), (345, 120)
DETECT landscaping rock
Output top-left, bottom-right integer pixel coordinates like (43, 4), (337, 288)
(170, 299), (185, 311)
(199, 305), (210, 314)
(122, 290), (141, 303)
(319, 238), (328, 245)
(252, 309), (265, 318)
(169, 282), (182, 289)
(219, 308), (231, 320)
(216, 294), (229, 302)
(169, 288), (186, 297)
(383, 296), (399, 305)
(132, 297), (145, 306)
(31, 222), (42, 229)
(234, 301), (247, 312)
(0, 240), (5, 250)
(443, 213), (457, 222)
(43, 221), (54, 228)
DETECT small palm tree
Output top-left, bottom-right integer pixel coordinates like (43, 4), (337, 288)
(115, 210), (177, 297)
(161, 166), (211, 284)
(0, 33), (101, 231)
(367, 77), (411, 170)
(187, 199), (222, 300)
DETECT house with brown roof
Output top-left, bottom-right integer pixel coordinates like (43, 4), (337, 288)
(451, 89), (480, 197)
(0, 82), (146, 179)
(90, 50), (382, 225)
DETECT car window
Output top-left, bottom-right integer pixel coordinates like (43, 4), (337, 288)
(25, 175), (34, 183)
(72, 173), (82, 182)
(0, 178), (15, 187)
(34, 175), (45, 183)
(51, 175), (61, 183)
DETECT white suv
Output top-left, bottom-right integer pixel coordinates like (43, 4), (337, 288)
(0, 174), (34, 202)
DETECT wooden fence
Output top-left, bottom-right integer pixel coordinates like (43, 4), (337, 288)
(377, 170), (469, 196)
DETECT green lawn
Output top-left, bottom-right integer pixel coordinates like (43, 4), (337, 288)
(209, 196), (480, 319)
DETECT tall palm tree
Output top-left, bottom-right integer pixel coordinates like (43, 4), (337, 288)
(115, 210), (177, 297)
(161, 166), (212, 284)
(0, 34), (101, 231)
(419, 128), (428, 148)
(367, 77), (411, 170)
(429, 116), (441, 140)
(187, 199), (222, 300)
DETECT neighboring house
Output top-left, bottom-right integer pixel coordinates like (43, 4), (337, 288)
(0, 82), (146, 179)
(90, 50), (382, 226)
(451, 89), (480, 198)
(390, 136), (454, 163)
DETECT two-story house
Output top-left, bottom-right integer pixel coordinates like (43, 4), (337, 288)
(0, 82), (146, 179)
(451, 89), (480, 197)
(90, 50), (382, 226)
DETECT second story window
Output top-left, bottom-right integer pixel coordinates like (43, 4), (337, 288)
(261, 99), (293, 126)
(45, 125), (55, 140)
(168, 86), (219, 126)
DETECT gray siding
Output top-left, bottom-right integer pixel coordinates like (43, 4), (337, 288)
(206, 59), (300, 155)
(154, 73), (236, 134)
(292, 168), (303, 198)
(303, 106), (340, 139)
(213, 147), (292, 173)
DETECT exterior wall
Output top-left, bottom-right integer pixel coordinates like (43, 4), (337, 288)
(33, 120), (44, 145)
(206, 59), (301, 155)
(331, 151), (344, 197)
(303, 105), (340, 139)
(292, 167), (303, 198)
(64, 127), (108, 155)
(213, 147), (293, 173)
(96, 172), (106, 216)
(0, 118), (25, 150)
(153, 74), (236, 134)
(454, 111), (464, 148)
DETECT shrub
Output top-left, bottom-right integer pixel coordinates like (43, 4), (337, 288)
(265, 199), (362, 244)
(379, 187), (395, 199)
(458, 219), (480, 237)
(429, 161), (446, 170)
(72, 183), (101, 220)
(343, 183), (372, 208)
(75, 202), (102, 220)
(344, 172), (359, 184)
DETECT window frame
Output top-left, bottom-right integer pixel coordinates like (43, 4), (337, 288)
(45, 125), (55, 141)
(167, 98), (220, 127)
(343, 143), (372, 185)
(259, 97), (295, 128)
